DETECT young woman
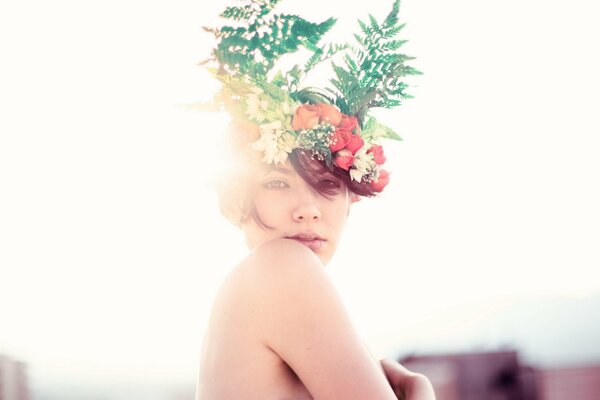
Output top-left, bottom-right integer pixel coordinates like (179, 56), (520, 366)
(195, 1), (435, 398)
(195, 148), (436, 400)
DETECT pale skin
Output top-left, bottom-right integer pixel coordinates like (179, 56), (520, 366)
(196, 158), (436, 400)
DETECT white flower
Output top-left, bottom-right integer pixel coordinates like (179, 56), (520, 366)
(245, 93), (269, 122)
(349, 146), (376, 182)
(278, 129), (296, 153)
(371, 126), (387, 140)
(260, 120), (283, 134)
(349, 168), (367, 182)
(273, 99), (297, 124)
(246, 93), (261, 119)
(250, 121), (297, 164)
(280, 101), (292, 116)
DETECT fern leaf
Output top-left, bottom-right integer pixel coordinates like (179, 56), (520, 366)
(358, 18), (370, 36)
(369, 14), (383, 36)
(383, 0), (401, 28)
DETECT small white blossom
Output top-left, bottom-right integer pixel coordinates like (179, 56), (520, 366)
(349, 146), (376, 182)
(349, 168), (366, 182)
(245, 91), (270, 122)
(246, 93), (261, 119)
(250, 121), (297, 164)
(280, 101), (291, 116)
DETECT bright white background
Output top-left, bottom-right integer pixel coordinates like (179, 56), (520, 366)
(1, 0), (599, 399)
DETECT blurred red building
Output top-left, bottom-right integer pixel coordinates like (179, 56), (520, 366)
(0, 355), (29, 400)
(534, 365), (600, 400)
(399, 351), (600, 400)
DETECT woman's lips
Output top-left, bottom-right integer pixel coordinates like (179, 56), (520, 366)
(289, 238), (325, 252)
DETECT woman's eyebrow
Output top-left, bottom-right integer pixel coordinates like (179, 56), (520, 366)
(262, 167), (292, 176)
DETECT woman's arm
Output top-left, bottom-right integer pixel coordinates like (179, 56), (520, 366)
(246, 238), (398, 400)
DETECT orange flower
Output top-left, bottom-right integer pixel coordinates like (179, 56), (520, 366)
(370, 170), (390, 192)
(292, 104), (320, 130)
(315, 103), (342, 126)
(292, 103), (343, 130)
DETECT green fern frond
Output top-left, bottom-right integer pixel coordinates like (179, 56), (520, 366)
(303, 43), (349, 72)
(383, 0), (400, 28)
(358, 19), (370, 36)
(369, 14), (383, 36)
(362, 116), (403, 142)
(383, 22), (406, 37)
(295, 87), (335, 104)
(328, 0), (421, 124)
(379, 39), (408, 51)
(343, 54), (360, 75)
(204, 0), (336, 81)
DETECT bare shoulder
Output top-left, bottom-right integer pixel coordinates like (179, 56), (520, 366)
(228, 239), (326, 297)
(214, 238), (322, 313)
(236, 238), (334, 314)
(230, 238), (396, 400)
(246, 237), (322, 271)
(241, 238), (346, 337)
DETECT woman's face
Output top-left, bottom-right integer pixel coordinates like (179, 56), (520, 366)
(240, 159), (357, 265)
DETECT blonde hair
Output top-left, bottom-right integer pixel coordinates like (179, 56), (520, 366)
(211, 121), (262, 226)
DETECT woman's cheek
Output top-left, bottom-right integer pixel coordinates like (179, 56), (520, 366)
(256, 192), (289, 221)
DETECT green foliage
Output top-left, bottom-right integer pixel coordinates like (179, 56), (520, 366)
(362, 116), (403, 142)
(253, 77), (290, 105)
(202, 0), (336, 81)
(200, 0), (421, 146)
(329, 0), (422, 132)
(296, 43), (349, 87)
(294, 87), (335, 105)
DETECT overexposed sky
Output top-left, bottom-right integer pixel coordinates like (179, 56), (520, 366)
(1, 0), (599, 395)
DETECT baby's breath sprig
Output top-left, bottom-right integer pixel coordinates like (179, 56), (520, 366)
(295, 124), (336, 165)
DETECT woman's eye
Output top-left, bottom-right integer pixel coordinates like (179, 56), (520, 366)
(319, 179), (342, 189)
(264, 180), (288, 189)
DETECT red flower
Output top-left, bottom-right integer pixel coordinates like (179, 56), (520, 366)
(345, 134), (364, 154)
(370, 170), (390, 192)
(334, 149), (355, 170)
(367, 144), (386, 165)
(329, 129), (351, 152)
(338, 115), (358, 133)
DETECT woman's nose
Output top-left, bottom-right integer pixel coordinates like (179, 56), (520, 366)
(292, 194), (322, 222)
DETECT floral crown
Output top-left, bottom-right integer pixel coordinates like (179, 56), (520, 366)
(199, 0), (421, 195)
